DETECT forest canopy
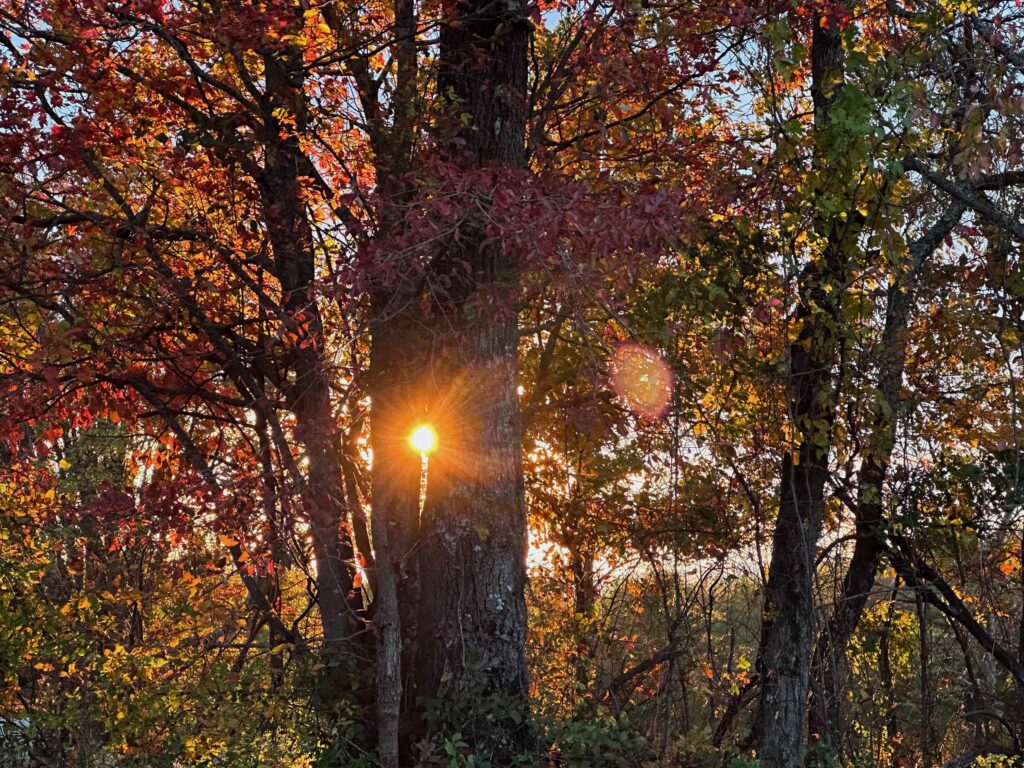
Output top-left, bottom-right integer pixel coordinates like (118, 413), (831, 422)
(2, 0), (1024, 766)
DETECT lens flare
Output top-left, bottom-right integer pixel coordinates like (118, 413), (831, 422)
(610, 343), (673, 419)
(409, 424), (438, 454)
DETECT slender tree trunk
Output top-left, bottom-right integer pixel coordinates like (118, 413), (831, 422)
(368, 303), (428, 767)
(414, 0), (533, 759)
(570, 545), (597, 694)
(1017, 533), (1024, 737)
(878, 585), (902, 768)
(358, 0), (425, 749)
(889, 535), (1024, 685)
(255, 409), (288, 688)
(916, 592), (935, 768)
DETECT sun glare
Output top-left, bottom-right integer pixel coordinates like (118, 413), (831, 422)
(610, 343), (673, 419)
(409, 424), (438, 455)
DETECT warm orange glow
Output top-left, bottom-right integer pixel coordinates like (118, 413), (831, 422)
(610, 343), (673, 419)
(409, 424), (438, 454)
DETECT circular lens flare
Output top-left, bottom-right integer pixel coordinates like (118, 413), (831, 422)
(409, 424), (438, 454)
(610, 343), (673, 419)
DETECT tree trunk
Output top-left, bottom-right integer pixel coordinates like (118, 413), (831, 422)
(1018, 548), (1024, 739)
(751, 19), (847, 767)
(413, 0), (533, 760)
(368, 302), (429, 767)
(917, 592), (936, 768)
(570, 545), (597, 694)
(878, 586), (903, 768)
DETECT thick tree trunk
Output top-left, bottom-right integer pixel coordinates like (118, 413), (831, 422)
(752, 447), (827, 766)
(413, 0), (533, 760)
(416, 315), (530, 757)
(752, 20), (846, 767)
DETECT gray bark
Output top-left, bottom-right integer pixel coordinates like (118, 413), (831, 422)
(414, 0), (533, 761)
(751, 18), (847, 767)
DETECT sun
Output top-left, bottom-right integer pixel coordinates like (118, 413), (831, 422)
(409, 424), (438, 455)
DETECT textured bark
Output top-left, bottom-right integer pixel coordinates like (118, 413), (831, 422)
(368, 302), (428, 767)
(413, 0), (533, 760)
(751, 19), (846, 767)
(416, 292), (531, 758)
(751, 444), (826, 766)
(367, 475), (402, 768)
(356, 0), (424, 753)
